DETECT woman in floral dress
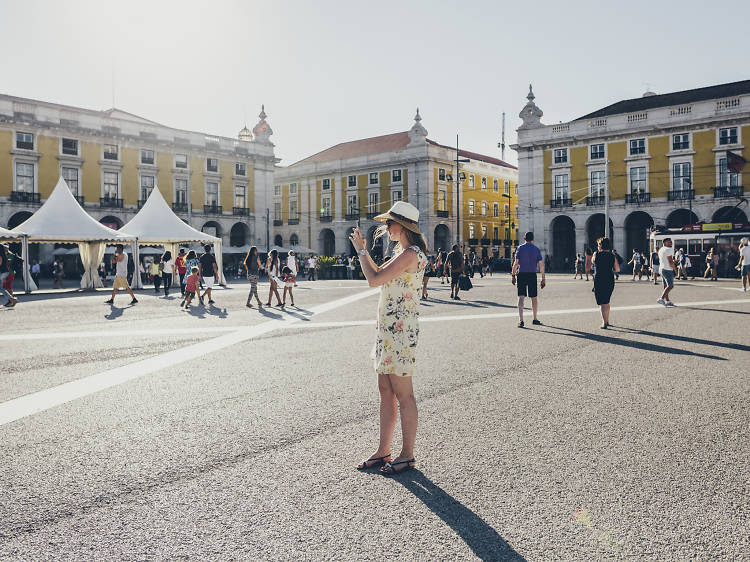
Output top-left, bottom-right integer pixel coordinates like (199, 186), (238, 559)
(349, 201), (428, 475)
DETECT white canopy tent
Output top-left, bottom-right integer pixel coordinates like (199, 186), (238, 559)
(0, 225), (35, 293)
(11, 177), (136, 290)
(119, 187), (225, 288)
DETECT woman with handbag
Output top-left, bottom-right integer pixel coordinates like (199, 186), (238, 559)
(351, 201), (428, 475)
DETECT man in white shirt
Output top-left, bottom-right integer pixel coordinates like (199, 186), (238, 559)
(657, 238), (676, 306)
(307, 255), (317, 281)
(287, 250), (298, 286)
(738, 238), (750, 291)
(105, 244), (137, 305)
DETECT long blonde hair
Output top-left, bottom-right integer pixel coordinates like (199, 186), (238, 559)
(372, 223), (428, 255)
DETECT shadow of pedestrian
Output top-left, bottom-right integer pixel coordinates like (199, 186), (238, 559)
(542, 325), (727, 360)
(104, 306), (125, 320)
(392, 469), (526, 561)
(281, 307), (311, 321)
(473, 300), (516, 309)
(257, 307), (282, 319)
(605, 325), (750, 352)
(680, 306), (750, 316)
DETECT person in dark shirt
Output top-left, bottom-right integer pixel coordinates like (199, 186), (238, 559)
(446, 244), (464, 300)
(199, 244), (219, 305)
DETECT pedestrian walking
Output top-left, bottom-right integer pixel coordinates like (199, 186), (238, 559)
(0, 245), (18, 307)
(199, 244), (219, 305)
(704, 249), (719, 281)
(104, 244), (137, 305)
(30, 260), (40, 288)
(512, 231), (545, 328)
(159, 251), (174, 296)
(149, 259), (161, 293)
(657, 238), (677, 306)
(650, 248), (660, 284)
(584, 248), (593, 281)
(52, 257), (64, 289)
(2, 245), (21, 299)
(592, 237), (619, 328)
(446, 244), (464, 300)
(421, 256), (434, 300)
(628, 248), (643, 281)
(287, 250), (298, 286)
(350, 200), (428, 475)
(243, 246), (264, 307)
(175, 248), (187, 295)
(281, 265), (295, 306)
(265, 249), (283, 307)
(182, 266), (199, 309)
(573, 253), (584, 279)
(437, 248), (448, 284)
(307, 255), (317, 281)
(737, 237), (750, 291)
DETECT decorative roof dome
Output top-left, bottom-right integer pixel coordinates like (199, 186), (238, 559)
(252, 104), (273, 144)
(238, 125), (252, 141)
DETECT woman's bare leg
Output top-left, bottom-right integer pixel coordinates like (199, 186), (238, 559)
(389, 375), (418, 461)
(375, 373), (397, 457)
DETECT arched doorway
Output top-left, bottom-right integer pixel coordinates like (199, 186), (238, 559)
(666, 209), (698, 229)
(229, 222), (248, 246)
(8, 211), (33, 230)
(290, 233), (299, 246)
(586, 213), (614, 250)
(433, 224), (451, 253)
(624, 211), (654, 255)
(367, 225), (384, 260)
(712, 206), (748, 223)
(319, 228), (335, 256)
(100, 215), (123, 230)
(202, 221), (222, 238)
(550, 215), (575, 271)
(274, 234), (283, 247)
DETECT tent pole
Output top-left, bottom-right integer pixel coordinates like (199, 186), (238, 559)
(22, 236), (31, 293)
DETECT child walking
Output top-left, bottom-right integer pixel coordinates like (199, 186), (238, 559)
(281, 266), (295, 307)
(182, 267), (200, 309)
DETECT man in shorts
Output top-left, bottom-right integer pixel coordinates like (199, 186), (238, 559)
(446, 244), (464, 300)
(657, 238), (676, 307)
(105, 244), (137, 305)
(628, 248), (643, 281)
(199, 244), (219, 305)
(512, 231), (545, 328)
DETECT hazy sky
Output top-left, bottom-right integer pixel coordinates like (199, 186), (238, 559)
(1, 0), (747, 166)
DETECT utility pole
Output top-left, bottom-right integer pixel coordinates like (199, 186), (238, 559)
(266, 208), (270, 252)
(604, 158), (610, 240)
(455, 134), (470, 247)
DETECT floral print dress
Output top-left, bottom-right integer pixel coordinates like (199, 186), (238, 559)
(372, 245), (428, 377)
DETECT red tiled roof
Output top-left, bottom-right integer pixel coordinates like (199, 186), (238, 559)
(289, 131), (517, 170)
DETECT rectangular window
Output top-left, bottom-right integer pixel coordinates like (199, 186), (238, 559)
(274, 185), (281, 196)
(493, 202), (499, 217)
(718, 158), (740, 187)
(140, 175), (155, 199)
(392, 190), (402, 204)
(438, 168), (446, 181)
(15, 162), (34, 192)
(629, 167), (646, 193)
(468, 175), (475, 188)
(438, 189), (447, 211)
(206, 158), (218, 172)
(672, 134), (689, 150)
(103, 171), (119, 198)
(505, 227), (511, 240)
(274, 202), (281, 220)
(468, 224), (475, 239)
(16, 132), (34, 150)
(493, 179), (499, 192)
(629, 138), (646, 155)
(62, 167), (79, 195)
(140, 149), (154, 165)
(590, 170), (606, 197)
(289, 182), (298, 195)
(175, 178), (188, 203)
(234, 184), (246, 208)
(103, 144), (118, 160)
(468, 199), (475, 215)
(206, 181), (219, 205)
(481, 177), (487, 190)
(481, 225), (487, 238)
(348, 175), (357, 188)
(323, 178), (331, 190)
(347, 194), (358, 214)
(673, 162), (691, 191)
(504, 180), (510, 195)
(235, 162), (246, 176)
(493, 226), (499, 239)
(321, 195), (331, 216)
(554, 148), (568, 163)
(481, 201), (487, 216)
(62, 138), (78, 156)
(590, 144), (605, 160)
(289, 199), (298, 219)
(368, 191), (379, 213)
(175, 154), (188, 169)
(553, 174), (569, 200)
(504, 204), (510, 219)
(392, 169), (402, 183)
(369, 172), (379, 185)
(514, 183), (518, 195)
(719, 127), (738, 145)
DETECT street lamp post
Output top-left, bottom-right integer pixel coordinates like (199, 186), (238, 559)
(455, 135), (470, 247)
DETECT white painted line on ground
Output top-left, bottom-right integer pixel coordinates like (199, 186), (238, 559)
(0, 288), (379, 427)
(0, 326), (239, 342)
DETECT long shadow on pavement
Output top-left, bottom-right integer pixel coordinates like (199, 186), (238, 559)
(606, 326), (750, 353)
(104, 305), (126, 320)
(473, 300), (517, 309)
(393, 469), (526, 561)
(541, 325), (727, 360)
(680, 306), (750, 316)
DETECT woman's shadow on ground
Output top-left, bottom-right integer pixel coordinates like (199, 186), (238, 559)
(392, 469), (526, 561)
